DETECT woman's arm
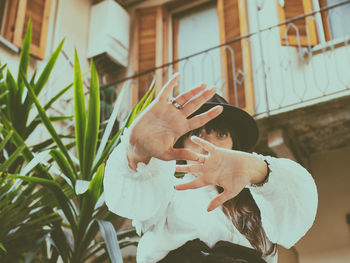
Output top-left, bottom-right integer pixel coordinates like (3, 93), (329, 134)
(104, 74), (223, 223)
(174, 136), (271, 211)
(247, 153), (318, 248)
(175, 136), (318, 247)
(103, 128), (176, 223)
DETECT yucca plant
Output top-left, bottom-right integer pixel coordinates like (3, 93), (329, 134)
(0, 172), (61, 263)
(0, 119), (62, 262)
(1, 18), (156, 261)
(0, 19), (73, 173)
(0, 30), (65, 261)
(12, 49), (156, 262)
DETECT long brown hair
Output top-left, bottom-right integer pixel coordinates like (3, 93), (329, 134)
(174, 117), (276, 256)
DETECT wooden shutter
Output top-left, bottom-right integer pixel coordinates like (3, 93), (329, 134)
(319, 0), (332, 41)
(133, 6), (169, 101)
(2, 0), (20, 42)
(276, 0), (318, 47)
(217, 0), (254, 112)
(3, 0), (52, 59)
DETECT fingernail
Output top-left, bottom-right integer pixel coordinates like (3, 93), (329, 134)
(190, 136), (198, 141)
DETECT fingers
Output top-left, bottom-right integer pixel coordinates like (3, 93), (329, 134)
(169, 148), (199, 162)
(176, 164), (204, 174)
(175, 83), (207, 106)
(190, 136), (216, 152)
(158, 73), (181, 101)
(181, 86), (217, 117)
(187, 105), (223, 131)
(174, 178), (207, 190)
(207, 190), (233, 212)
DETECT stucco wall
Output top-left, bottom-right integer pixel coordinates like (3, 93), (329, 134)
(296, 146), (350, 263)
(0, 0), (93, 144)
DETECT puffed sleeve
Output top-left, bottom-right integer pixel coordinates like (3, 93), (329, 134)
(103, 128), (176, 223)
(247, 153), (318, 249)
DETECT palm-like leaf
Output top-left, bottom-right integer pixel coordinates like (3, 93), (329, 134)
(82, 60), (100, 180)
(74, 51), (86, 176)
(0, 172), (60, 263)
(0, 18), (70, 171)
(1, 17), (157, 262)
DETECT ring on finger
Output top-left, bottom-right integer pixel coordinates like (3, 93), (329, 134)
(169, 97), (184, 110)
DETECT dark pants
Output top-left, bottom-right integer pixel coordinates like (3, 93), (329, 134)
(158, 239), (267, 263)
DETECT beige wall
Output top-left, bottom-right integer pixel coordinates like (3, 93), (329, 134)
(0, 0), (93, 144)
(295, 146), (350, 263)
(0, 0), (91, 92)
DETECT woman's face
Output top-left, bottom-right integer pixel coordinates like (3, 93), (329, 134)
(183, 128), (233, 155)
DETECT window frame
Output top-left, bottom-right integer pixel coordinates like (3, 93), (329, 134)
(132, 0), (255, 113)
(0, 0), (52, 59)
(170, 0), (218, 95)
(310, 0), (349, 53)
(276, 0), (349, 49)
(169, 0), (254, 112)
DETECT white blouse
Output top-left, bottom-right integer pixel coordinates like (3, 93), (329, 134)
(103, 129), (318, 263)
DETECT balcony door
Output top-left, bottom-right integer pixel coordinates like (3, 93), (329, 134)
(173, 2), (222, 95)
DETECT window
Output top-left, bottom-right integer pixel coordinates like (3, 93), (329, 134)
(133, 0), (255, 112)
(0, 0), (52, 59)
(172, 2), (221, 95)
(276, 0), (350, 47)
(319, 0), (350, 41)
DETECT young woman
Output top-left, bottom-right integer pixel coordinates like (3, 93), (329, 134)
(103, 74), (318, 263)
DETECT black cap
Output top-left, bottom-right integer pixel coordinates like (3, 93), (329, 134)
(189, 94), (259, 151)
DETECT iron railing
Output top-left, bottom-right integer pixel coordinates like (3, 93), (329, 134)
(57, 0), (350, 125)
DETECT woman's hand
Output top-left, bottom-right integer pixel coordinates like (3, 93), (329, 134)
(127, 74), (223, 170)
(174, 136), (268, 211)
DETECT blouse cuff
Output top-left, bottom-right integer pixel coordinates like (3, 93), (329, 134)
(246, 152), (318, 247)
(247, 153), (274, 192)
(119, 127), (173, 180)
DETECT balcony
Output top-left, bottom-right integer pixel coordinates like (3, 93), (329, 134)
(99, 0), (350, 166)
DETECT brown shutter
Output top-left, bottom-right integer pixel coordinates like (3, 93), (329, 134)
(276, 0), (318, 47)
(133, 6), (168, 101)
(217, 0), (254, 112)
(12, 0), (51, 59)
(2, 0), (20, 43)
(319, 0), (332, 41)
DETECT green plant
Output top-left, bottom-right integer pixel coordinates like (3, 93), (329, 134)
(0, 19), (73, 173)
(0, 26), (65, 261)
(1, 18), (157, 262)
(11, 48), (156, 262)
(0, 172), (60, 262)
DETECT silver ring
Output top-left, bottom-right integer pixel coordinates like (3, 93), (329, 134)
(169, 97), (184, 109)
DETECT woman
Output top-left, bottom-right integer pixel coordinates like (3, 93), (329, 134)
(103, 74), (318, 263)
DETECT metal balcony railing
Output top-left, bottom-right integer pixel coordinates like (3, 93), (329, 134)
(104, 0), (350, 122)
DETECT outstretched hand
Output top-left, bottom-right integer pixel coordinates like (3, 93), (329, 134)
(127, 73), (223, 170)
(174, 136), (268, 212)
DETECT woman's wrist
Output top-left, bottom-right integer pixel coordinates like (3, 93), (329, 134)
(248, 154), (269, 184)
(126, 144), (151, 171)
(127, 130), (151, 171)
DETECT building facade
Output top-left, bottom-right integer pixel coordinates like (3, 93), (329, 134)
(1, 0), (349, 262)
